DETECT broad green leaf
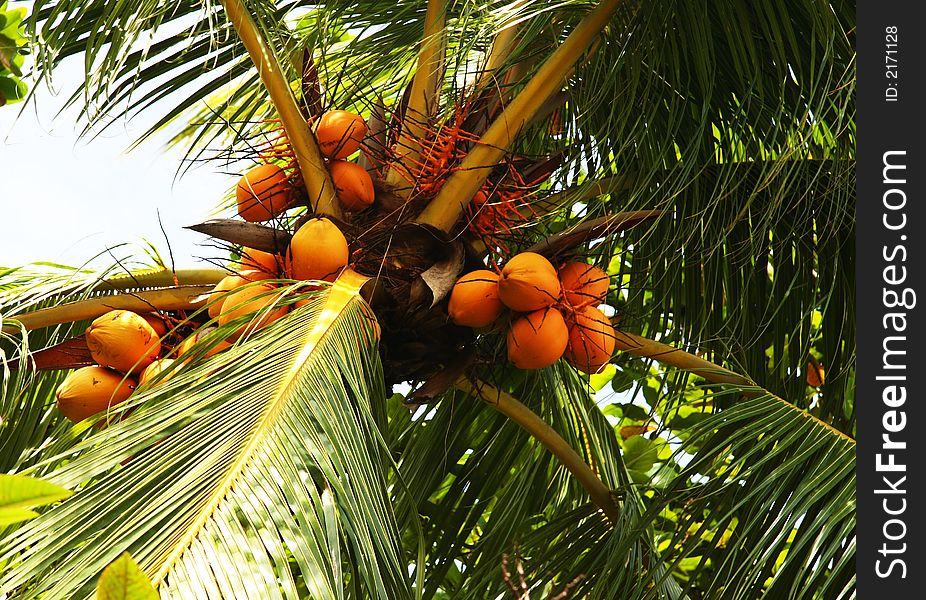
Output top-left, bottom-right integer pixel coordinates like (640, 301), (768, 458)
(614, 402), (651, 422)
(0, 507), (39, 525)
(0, 473), (72, 526)
(610, 366), (637, 393)
(589, 363), (616, 391)
(1, 34), (22, 75)
(95, 553), (158, 600)
(622, 435), (658, 478)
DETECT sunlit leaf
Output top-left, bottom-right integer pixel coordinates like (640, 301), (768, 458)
(0, 473), (72, 526)
(95, 553), (158, 600)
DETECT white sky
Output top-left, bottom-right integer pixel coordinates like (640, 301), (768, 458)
(0, 56), (233, 270)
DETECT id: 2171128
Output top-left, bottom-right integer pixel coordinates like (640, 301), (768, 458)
(885, 26), (898, 102)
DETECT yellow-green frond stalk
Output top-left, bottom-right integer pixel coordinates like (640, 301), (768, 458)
(219, 0), (341, 218)
(416, 0), (622, 232)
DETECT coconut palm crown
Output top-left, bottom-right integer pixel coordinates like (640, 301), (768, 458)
(1, 1), (855, 598)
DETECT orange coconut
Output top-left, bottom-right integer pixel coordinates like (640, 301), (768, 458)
(207, 270), (273, 319)
(507, 308), (569, 369)
(497, 252), (561, 313)
(175, 327), (232, 362)
(558, 262), (610, 308)
(313, 110), (367, 159)
(238, 247), (282, 275)
(139, 358), (176, 386)
(207, 275), (244, 319)
(448, 270), (504, 328)
(141, 312), (170, 338)
(236, 163), (293, 222)
(564, 305), (616, 374)
(287, 218), (349, 281)
(218, 283), (289, 341)
(55, 366), (137, 423)
(330, 160), (375, 211)
(473, 190), (488, 205)
(85, 310), (161, 375)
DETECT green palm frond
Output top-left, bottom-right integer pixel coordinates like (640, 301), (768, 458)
(596, 331), (855, 596)
(0, 277), (415, 599)
(0, 322), (68, 473)
(25, 0), (521, 147)
(544, 1), (855, 430)
(23, 1), (856, 411)
(386, 363), (675, 599)
(605, 158), (855, 432)
(639, 388), (855, 598)
(0, 258), (223, 474)
(455, 377), (855, 599)
(399, 338), (854, 598)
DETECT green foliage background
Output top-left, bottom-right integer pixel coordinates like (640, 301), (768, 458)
(0, 1), (26, 106)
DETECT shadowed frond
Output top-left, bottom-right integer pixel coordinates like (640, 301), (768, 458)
(638, 388), (855, 598)
(388, 362), (684, 599)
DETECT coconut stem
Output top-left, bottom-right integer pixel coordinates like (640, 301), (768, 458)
(472, 22), (521, 93)
(385, 0), (448, 194)
(2, 286), (215, 334)
(615, 330), (857, 443)
(613, 330), (758, 389)
(219, 0), (341, 218)
(415, 0), (621, 232)
(455, 377), (619, 522)
(97, 269), (227, 291)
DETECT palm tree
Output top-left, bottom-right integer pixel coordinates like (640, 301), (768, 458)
(0, 1), (855, 598)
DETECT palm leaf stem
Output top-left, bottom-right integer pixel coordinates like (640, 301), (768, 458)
(454, 376), (620, 521)
(12, 269), (226, 309)
(614, 330), (856, 444)
(151, 269), (371, 586)
(614, 330), (758, 389)
(219, 0), (340, 218)
(415, 0), (622, 232)
(386, 0), (448, 193)
(2, 286), (214, 334)
(472, 22), (520, 93)
(96, 269), (226, 291)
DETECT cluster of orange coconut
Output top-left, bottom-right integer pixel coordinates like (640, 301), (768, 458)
(236, 109), (372, 222)
(205, 111), (368, 346)
(52, 107), (615, 423)
(448, 252), (616, 373)
(206, 213), (349, 328)
(52, 111), (373, 425)
(54, 310), (167, 423)
(53, 217), (352, 424)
